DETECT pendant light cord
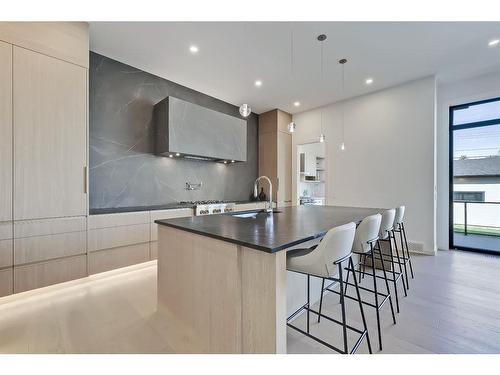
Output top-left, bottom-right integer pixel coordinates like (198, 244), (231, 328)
(341, 61), (345, 142)
(320, 38), (324, 134)
(290, 27), (294, 75)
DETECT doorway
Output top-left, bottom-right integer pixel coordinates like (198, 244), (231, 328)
(296, 142), (326, 206)
(449, 97), (500, 254)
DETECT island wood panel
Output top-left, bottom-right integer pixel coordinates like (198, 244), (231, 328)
(0, 22), (89, 68)
(0, 268), (13, 297)
(157, 225), (287, 353)
(157, 226), (242, 353)
(13, 46), (87, 220)
(241, 246), (287, 353)
(14, 254), (87, 293)
(88, 243), (150, 275)
(0, 41), (12, 222)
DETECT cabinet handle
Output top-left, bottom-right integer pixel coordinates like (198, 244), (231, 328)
(84, 166), (88, 194)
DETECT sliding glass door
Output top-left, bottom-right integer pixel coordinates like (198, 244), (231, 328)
(449, 97), (500, 254)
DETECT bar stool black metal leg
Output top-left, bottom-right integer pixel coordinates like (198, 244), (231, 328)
(358, 254), (364, 283)
(387, 237), (400, 313)
(402, 223), (414, 279)
(307, 274), (310, 334)
(350, 257), (372, 354)
(338, 263), (348, 353)
(317, 278), (325, 323)
(362, 254), (366, 280)
(392, 231), (407, 295)
(344, 260), (351, 296)
(376, 241), (396, 325)
(369, 245), (382, 351)
(395, 229), (409, 290)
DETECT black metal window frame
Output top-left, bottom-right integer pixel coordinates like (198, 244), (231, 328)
(449, 96), (500, 254)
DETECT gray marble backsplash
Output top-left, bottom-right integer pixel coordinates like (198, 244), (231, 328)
(89, 52), (258, 209)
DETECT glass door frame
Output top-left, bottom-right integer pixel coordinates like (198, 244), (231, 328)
(449, 96), (500, 254)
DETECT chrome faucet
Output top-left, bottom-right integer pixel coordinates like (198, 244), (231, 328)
(254, 176), (273, 213)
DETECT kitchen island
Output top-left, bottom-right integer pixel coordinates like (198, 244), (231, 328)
(155, 205), (381, 353)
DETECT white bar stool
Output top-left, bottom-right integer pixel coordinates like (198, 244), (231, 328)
(376, 209), (408, 312)
(286, 222), (372, 354)
(393, 205), (414, 288)
(318, 214), (396, 351)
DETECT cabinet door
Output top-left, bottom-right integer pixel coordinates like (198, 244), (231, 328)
(0, 41), (12, 222)
(13, 47), (87, 220)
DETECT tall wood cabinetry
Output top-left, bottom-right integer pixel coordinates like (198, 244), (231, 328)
(258, 109), (292, 207)
(0, 41), (13, 297)
(0, 22), (89, 295)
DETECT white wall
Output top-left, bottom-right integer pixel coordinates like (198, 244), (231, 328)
(292, 76), (437, 254)
(437, 70), (500, 250)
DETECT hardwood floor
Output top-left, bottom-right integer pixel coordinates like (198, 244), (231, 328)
(0, 250), (499, 354)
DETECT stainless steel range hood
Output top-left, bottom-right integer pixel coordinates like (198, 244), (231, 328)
(154, 96), (247, 162)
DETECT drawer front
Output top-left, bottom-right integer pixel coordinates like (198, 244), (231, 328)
(0, 239), (13, 268)
(14, 216), (86, 238)
(0, 268), (13, 297)
(88, 211), (150, 229)
(0, 221), (12, 240)
(14, 231), (86, 265)
(88, 243), (150, 275)
(88, 223), (150, 252)
(150, 209), (192, 241)
(14, 254), (87, 293)
(150, 241), (158, 260)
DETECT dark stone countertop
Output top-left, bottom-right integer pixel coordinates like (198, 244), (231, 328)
(155, 205), (383, 253)
(89, 200), (264, 215)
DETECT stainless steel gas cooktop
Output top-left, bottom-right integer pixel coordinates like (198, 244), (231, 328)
(179, 200), (236, 216)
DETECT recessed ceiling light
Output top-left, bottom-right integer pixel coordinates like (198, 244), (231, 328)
(293, 101), (300, 107)
(189, 45), (199, 54)
(488, 39), (499, 47)
(365, 78), (374, 85)
(254, 80), (262, 87)
(231, 160), (235, 163)
(168, 154), (173, 158)
(223, 161), (227, 164)
(175, 153), (180, 156)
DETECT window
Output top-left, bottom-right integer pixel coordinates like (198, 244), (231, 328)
(452, 97), (500, 126)
(453, 191), (485, 202)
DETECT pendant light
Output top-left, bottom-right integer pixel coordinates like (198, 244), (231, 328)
(239, 103), (251, 118)
(317, 34), (327, 143)
(339, 58), (347, 151)
(287, 26), (297, 134)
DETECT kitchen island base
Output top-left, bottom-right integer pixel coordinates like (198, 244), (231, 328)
(157, 225), (286, 353)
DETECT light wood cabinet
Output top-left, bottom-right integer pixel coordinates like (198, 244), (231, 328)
(0, 22), (89, 68)
(14, 254), (87, 293)
(0, 41), (12, 222)
(0, 268), (13, 297)
(13, 46), (87, 220)
(258, 109), (292, 206)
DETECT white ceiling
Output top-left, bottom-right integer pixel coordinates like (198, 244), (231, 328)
(89, 22), (500, 114)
